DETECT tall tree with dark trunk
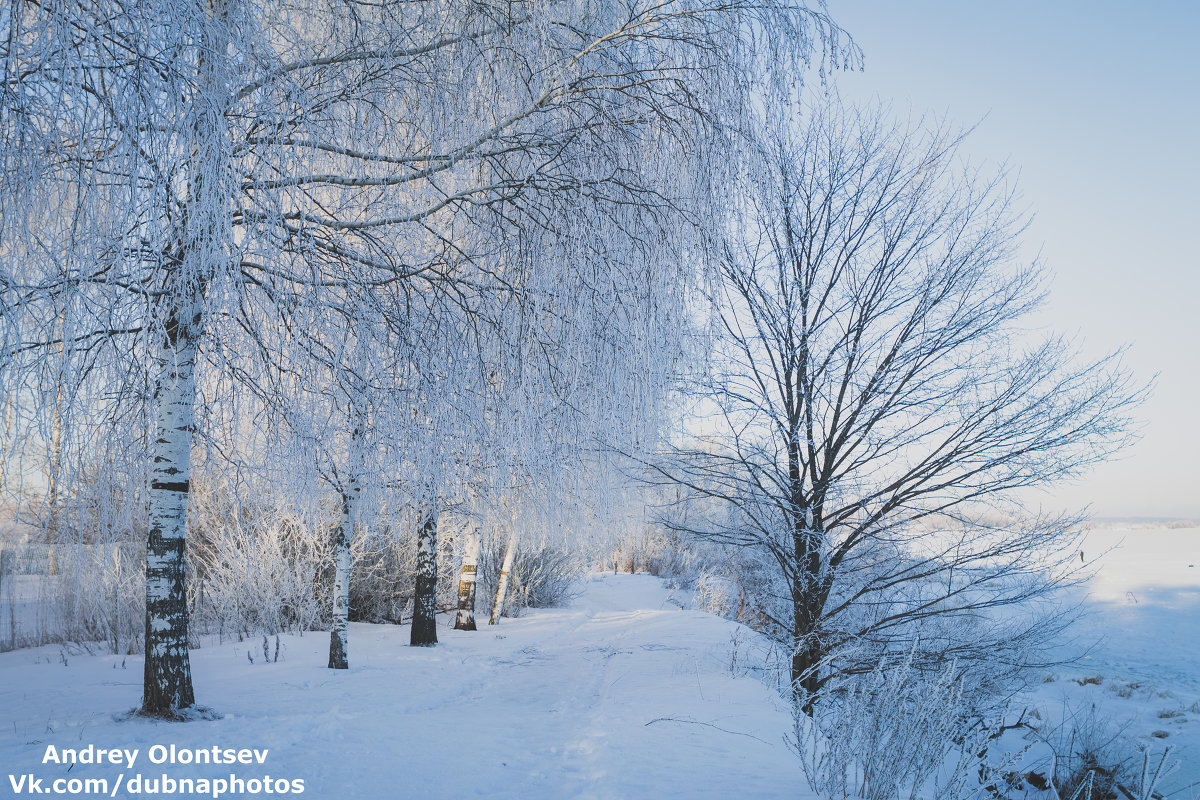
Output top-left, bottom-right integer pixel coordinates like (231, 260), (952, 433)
(653, 99), (1144, 714)
(410, 509), (439, 646)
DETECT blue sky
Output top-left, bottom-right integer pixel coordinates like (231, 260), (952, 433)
(827, 1), (1200, 518)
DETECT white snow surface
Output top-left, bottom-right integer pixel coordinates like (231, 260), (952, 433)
(1067, 526), (1200, 691)
(1017, 525), (1200, 797)
(2, 527), (1198, 799)
(0, 574), (807, 799)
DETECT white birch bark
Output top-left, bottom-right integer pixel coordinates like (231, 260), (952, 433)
(328, 425), (362, 669)
(47, 308), (65, 537)
(488, 531), (517, 626)
(0, 392), (11, 492)
(142, 0), (229, 713)
(142, 290), (203, 713)
(453, 528), (480, 631)
(47, 377), (63, 538)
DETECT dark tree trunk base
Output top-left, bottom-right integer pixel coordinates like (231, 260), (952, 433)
(131, 705), (222, 722)
(411, 511), (439, 647)
(328, 630), (348, 669)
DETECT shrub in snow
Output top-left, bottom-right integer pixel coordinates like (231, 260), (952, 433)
(55, 542), (144, 654)
(609, 522), (702, 578)
(791, 648), (1009, 800)
(189, 487), (327, 640)
(690, 569), (739, 618)
(346, 528), (418, 625)
(1035, 703), (1179, 800)
(345, 518), (461, 625)
(0, 540), (144, 653)
(480, 538), (583, 617)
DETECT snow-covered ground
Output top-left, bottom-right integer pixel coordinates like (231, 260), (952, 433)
(1068, 526), (1200, 694)
(1, 525), (1197, 799)
(1019, 525), (1200, 798)
(0, 574), (808, 799)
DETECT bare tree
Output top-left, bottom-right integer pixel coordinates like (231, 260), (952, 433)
(653, 99), (1144, 714)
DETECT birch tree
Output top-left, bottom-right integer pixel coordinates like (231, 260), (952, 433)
(490, 532), (518, 626)
(453, 526), (480, 631)
(3, 0), (852, 715)
(327, 415), (363, 669)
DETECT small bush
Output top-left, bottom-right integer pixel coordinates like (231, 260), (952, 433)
(480, 538), (583, 618)
(1041, 703), (1178, 800)
(190, 503), (327, 639)
(690, 569), (738, 618)
(792, 649), (1004, 800)
(1, 540), (144, 654)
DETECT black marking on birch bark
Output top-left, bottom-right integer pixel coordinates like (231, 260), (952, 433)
(328, 629), (348, 669)
(142, 532), (195, 714)
(151, 480), (190, 493)
(454, 564), (477, 631)
(410, 512), (438, 646)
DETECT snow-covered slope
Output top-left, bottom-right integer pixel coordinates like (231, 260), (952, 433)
(0, 574), (809, 799)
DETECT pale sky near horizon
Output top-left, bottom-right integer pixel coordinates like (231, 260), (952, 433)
(825, 1), (1199, 519)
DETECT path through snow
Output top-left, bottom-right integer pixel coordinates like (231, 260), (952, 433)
(0, 574), (807, 799)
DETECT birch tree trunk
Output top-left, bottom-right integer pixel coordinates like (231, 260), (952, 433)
(410, 509), (438, 646)
(142, 292), (203, 714)
(328, 427), (362, 669)
(488, 532), (517, 626)
(47, 317), (65, 538)
(48, 395), (62, 535)
(141, 0), (231, 713)
(43, 370), (64, 578)
(327, 492), (354, 668)
(453, 529), (479, 631)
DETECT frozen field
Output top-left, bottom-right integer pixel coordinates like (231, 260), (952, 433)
(0, 525), (1196, 799)
(1023, 524), (1200, 797)
(1068, 525), (1200, 692)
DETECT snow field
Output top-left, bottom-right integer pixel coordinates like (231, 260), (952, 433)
(1, 526), (1197, 799)
(1, 574), (810, 799)
(1013, 526), (1200, 798)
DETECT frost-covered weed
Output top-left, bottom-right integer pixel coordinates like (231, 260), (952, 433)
(792, 650), (1007, 800)
(189, 490), (327, 639)
(0, 541), (143, 653)
(1036, 702), (1179, 800)
(691, 569), (738, 618)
